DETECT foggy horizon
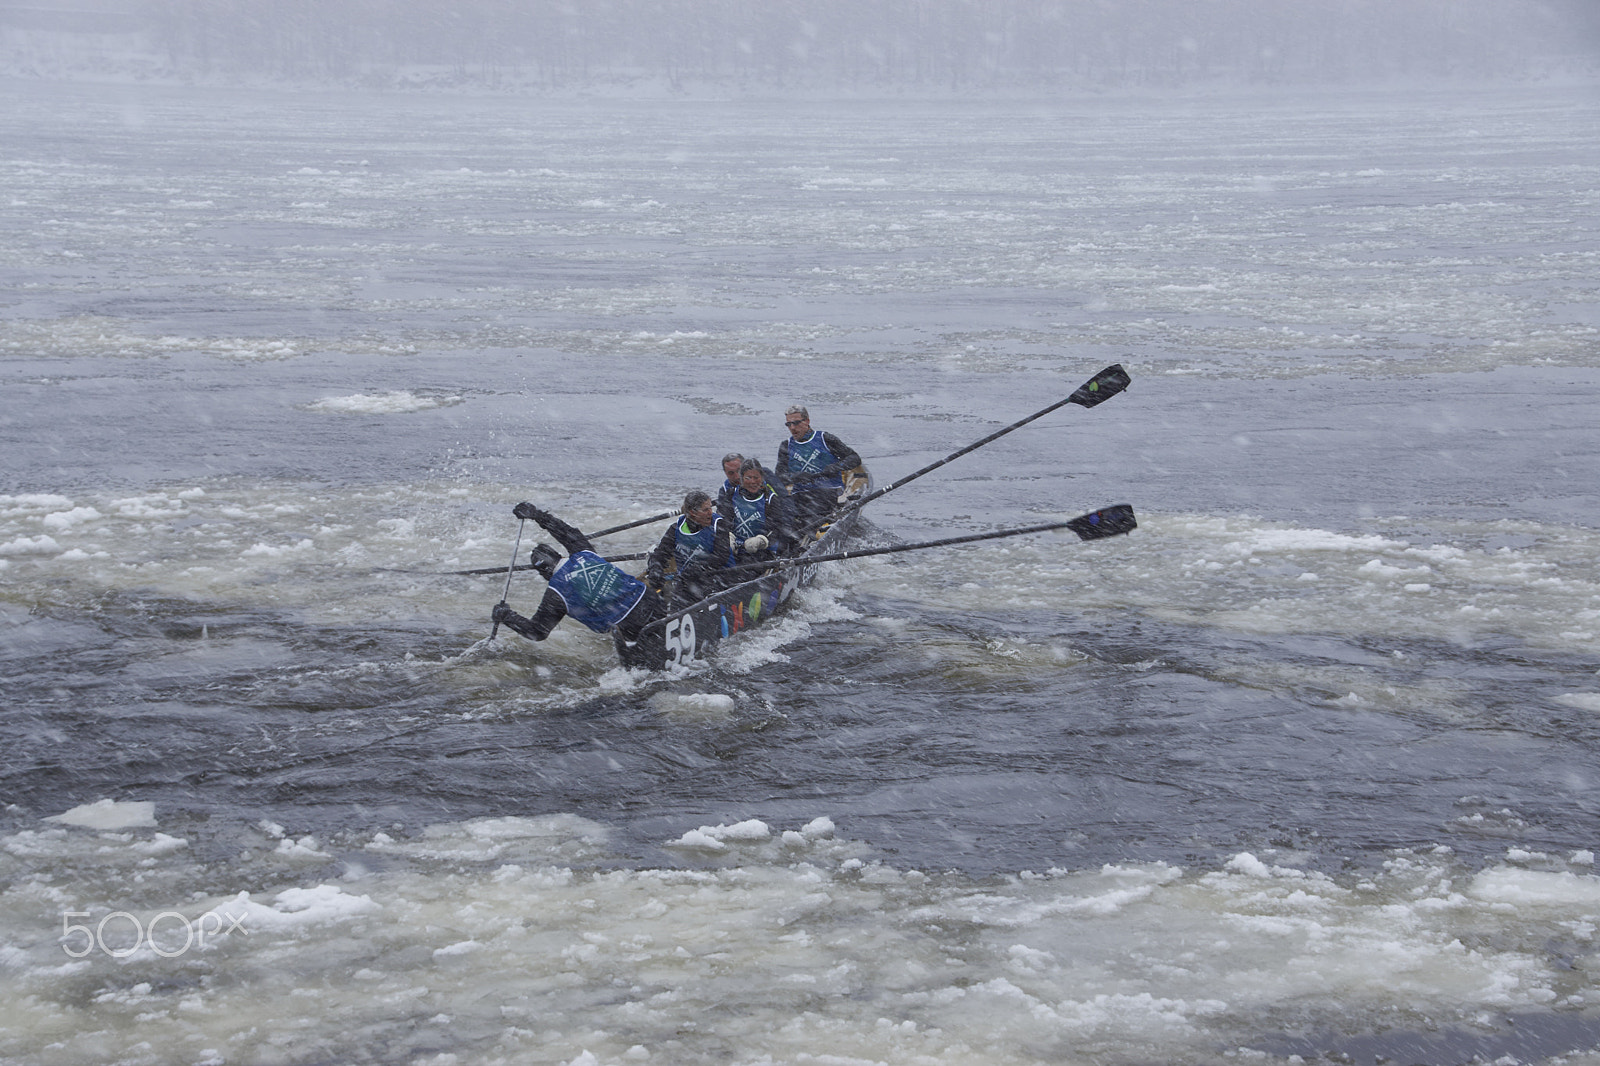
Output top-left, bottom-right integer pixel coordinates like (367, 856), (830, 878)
(3, 0), (1599, 94)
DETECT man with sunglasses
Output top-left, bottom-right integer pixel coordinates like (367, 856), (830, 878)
(775, 405), (861, 539)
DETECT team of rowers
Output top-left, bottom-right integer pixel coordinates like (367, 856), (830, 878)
(491, 406), (861, 650)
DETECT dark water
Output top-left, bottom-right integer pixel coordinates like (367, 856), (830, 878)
(10, 572), (1600, 880)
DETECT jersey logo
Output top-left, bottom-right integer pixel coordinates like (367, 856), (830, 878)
(566, 553), (627, 600)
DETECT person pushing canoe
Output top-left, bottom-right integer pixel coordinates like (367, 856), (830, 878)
(491, 502), (668, 655)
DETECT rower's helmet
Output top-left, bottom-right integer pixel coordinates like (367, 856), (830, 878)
(530, 543), (561, 578)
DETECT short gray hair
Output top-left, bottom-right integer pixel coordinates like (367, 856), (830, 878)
(721, 452), (743, 466)
(682, 489), (713, 512)
(784, 405), (809, 420)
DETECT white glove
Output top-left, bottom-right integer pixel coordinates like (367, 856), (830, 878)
(742, 535), (769, 553)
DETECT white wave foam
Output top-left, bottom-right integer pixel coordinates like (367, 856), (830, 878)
(6, 814), (1592, 1065)
(306, 390), (461, 414)
(0, 494), (75, 515)
(45, 799), (157, 829)
(0, 534), (61, 556)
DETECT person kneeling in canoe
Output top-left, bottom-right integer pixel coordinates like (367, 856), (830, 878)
(645, 490), (735, 608)
(721, 457), (795, 563)
(776, 405), (861, 540)
(492, 502), (667, 651)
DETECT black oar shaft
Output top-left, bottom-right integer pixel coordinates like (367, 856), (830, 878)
(587, 509), (679, 539)
(840, 363), (1128, 518)
(725, 506), (1136, 576)
(416, 515), (671, 575)
(641, 505), (1135, 633)
(424, 550), (647, 577)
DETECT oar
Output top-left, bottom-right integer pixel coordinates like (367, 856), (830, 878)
(381, 512), (677, 577)
(386, 547), (651, 577)
(730, 504), (1136, 575)
(641, 504), (1136, 633)
(437, 561), (543, 577)
(839, 363), (1129, 519)
(489, 519), (526, 639)
(587, 509), (680, 539)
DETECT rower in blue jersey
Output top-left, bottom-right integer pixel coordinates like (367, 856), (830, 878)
(491, 503), (667, 651)
(645, 490), (735, 607)
(720, 457), (795, 561)
(713, 452), (744, 516)
(774, 404), (862, 539)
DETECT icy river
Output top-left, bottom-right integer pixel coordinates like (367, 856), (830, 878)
(3, 77), (1600, 1065)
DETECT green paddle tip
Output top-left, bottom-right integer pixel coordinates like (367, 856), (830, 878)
(1068, 364), (1131, 408)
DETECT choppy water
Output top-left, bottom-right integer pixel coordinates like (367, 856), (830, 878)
(3, 78), (1600, 1065)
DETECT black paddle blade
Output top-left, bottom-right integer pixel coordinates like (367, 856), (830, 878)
(1067, 363), (1131, 408)
(1066, 504), (1137, 540)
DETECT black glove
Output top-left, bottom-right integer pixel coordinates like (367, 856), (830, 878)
(788, 472), (816, 486)
(492, 601), (516, 624)
(645, 566), (664, 590)
(512, 501), (545, 522)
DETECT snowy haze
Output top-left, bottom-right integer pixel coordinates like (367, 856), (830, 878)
(4, 2), (1600, 1059)
(3, 0), (1599, 91)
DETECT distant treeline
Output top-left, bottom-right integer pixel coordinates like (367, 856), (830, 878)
(5, 0), (1598, 88)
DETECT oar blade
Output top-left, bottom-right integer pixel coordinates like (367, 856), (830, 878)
(1067, 363), (1131, 408)
(1065, 504), (1137, 540)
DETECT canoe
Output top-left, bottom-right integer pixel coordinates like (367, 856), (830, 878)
(612, 465), (872, 670)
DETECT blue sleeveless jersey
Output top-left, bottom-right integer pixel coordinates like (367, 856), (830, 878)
(731, 488), (773, 540)
(785, 431), (844, 490)
(672, 515), (728, 568)
(547, 551), (646, 632)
